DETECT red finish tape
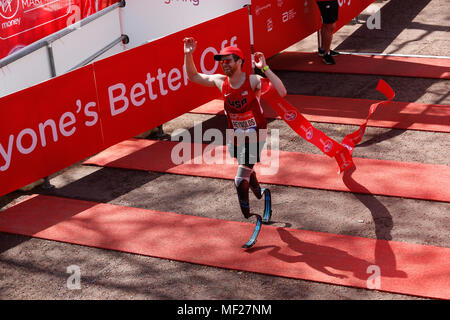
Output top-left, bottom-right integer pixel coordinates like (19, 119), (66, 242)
(261, 78), (395, 173)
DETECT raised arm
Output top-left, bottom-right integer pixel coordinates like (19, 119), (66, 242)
(183, 37), (224, 90)
(253, 52), (287, 97)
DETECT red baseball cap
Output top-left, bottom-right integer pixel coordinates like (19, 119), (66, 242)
(213, 46), (244, 61)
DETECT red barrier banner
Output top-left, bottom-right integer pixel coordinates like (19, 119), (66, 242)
(0, 7), (251, 196)
(93, 7), (252, 147)
(0, 0), (118, 59)
(251, 0), (320, 58)
(252, 0), (376, 58)
(0, 65), (102, 196)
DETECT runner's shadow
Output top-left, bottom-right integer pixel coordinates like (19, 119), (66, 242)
(246, 166), (407, 280)
(341, 166), (406, 278)
(342, 166), (393, 240)
(248, 226), (406, 280)
(250, 228), (370, 280)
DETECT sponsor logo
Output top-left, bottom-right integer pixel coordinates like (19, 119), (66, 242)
(306, 128), (313, 140)
(1, 0), (72, 37)
(254, 4), (271, 16)
(320, 138), (333, 153)
(266, 18), (273, 32)
(301, 125), (313, 140)
(284, 110), (297, 121)
(0, 0), (19, 19)
(164, 0), (199, 6)
(324, 141), (333, 153)
(282, 9), (296, 23)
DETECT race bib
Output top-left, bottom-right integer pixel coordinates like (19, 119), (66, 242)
(230, 111), (257, 130)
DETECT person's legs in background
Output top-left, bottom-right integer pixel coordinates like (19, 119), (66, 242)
(317, 0), (340, 64)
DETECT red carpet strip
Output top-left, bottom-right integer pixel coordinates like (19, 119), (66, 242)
(0, 194), (448, 299)
(191, 96), (450, 133)
(268, 52), (450, 79)
(83, 139), (450, 202)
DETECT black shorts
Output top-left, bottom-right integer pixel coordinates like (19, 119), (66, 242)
(228, 140), (266, 168)
(317, 0), (339, 24)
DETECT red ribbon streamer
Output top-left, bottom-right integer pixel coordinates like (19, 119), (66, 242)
(261, 78), (395, 173)
(341, 79), (395, 154)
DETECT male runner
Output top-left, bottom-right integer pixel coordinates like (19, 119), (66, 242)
(183, 37), (287, 221)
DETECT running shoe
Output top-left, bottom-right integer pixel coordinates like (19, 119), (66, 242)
(322, 53), (336, 65)
(318, 48), (340, 56)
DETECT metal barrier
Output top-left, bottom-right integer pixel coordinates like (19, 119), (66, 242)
(0, 0), (128, 98)
(0, 0), (128, 189)
(0, 0), (126, 69)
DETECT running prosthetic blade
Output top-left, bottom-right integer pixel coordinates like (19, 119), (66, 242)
(242, 214), (262, 249)
(261, 188), (272, 224)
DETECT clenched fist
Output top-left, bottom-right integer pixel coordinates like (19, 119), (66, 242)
(183, 37), (197, 54)
(253, 52), (267, 70)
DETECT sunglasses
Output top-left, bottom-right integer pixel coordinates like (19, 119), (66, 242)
(221, 58), (234, 65)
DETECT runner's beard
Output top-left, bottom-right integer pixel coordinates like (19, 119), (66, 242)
(222, 65), (236, 77)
